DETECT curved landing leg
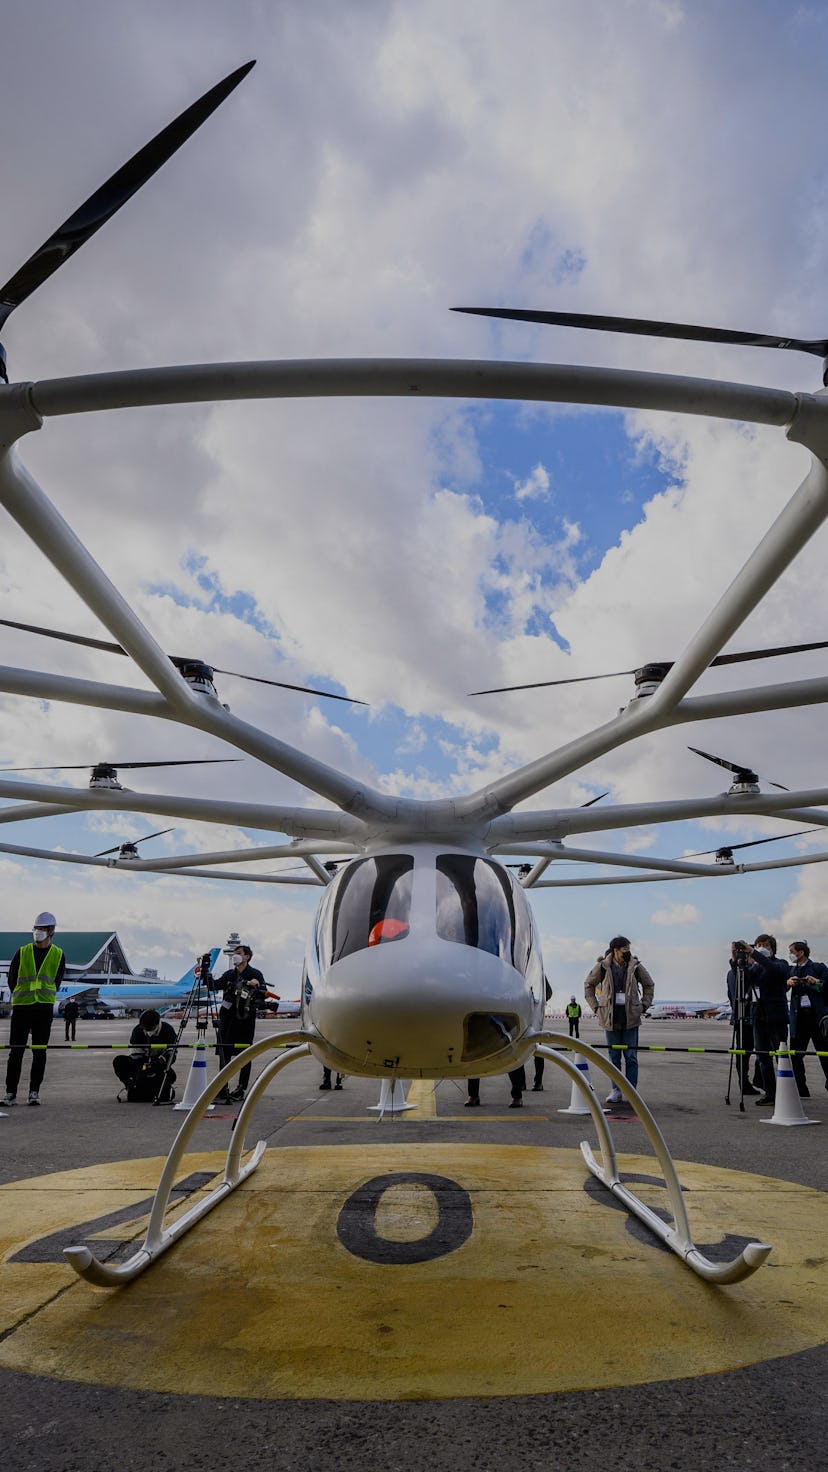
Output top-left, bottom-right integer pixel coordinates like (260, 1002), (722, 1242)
(64, 1032), (311, 1286)
(534, 1035), (772, 1284)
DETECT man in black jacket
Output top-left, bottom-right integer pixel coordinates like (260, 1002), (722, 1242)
(214, 943), (266, 1103)
(112, 1009), (177, 1102)
(786, 940), (828, 1097)
(737, 934), (789, 1105)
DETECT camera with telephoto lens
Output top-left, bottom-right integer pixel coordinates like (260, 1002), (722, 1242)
(732, 940), (749, 956)
(234, 979), (258, 1019)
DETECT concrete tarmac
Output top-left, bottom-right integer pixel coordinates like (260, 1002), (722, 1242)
(0, 1013), (825, 1472)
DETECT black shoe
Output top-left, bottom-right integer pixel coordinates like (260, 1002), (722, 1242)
(509, 1097), (523, 1108)
(464, 1097), (480, 1107)
(740, 1083), (760, 1095)
(215, 1088), (232, 1104)
(228, 1088), (246, 1103)
(531, 1083), (543, 1091)
(334, 1081), (343, 1090)
(755, 1095), (774, 1106)
(319, 1080), (332, 1090)
(798, 1088), (811, 1098)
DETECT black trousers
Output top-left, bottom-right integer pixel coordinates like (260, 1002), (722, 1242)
(790, 1009), (828, 1093)
(6, 1003), (54, 1095)
(113, 1055), (176, 1101)
(731, 1016), (756, 1091)
(468, 1067), (525, 1101)
(64, 1018), (76, 1041)
(751, 1003), (788, 1099)
(218, 1011), (256, 1091)
(568, 1018), (580, 1037)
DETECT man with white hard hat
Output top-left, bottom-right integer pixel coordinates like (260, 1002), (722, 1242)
(3, 911), (65, 1106)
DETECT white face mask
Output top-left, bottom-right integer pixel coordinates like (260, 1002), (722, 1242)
(233, 952), (245, 966)
(32, 928), (49, 943)
(756, 946), (771, 957)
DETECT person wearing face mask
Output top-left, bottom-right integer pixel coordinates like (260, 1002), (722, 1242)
(584, 935), (654, 1106)
(214, 943), (266, 1104)
(2, 911), (65, 1106)
(785, 941), (828, 1098)
(737, 934), (790, 1106)
(112, 1009), (178, 1102)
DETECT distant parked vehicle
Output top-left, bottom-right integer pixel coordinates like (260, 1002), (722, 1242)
(275, 998), (301, 1018)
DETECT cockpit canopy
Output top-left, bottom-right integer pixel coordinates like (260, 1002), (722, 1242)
(314, 851), (536, 976)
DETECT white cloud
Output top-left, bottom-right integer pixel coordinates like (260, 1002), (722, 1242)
(650, 903), (700, 926)
(513, 463), (551, 502)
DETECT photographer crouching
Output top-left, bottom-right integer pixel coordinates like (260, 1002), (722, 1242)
(113, 1009), (177, 1103)
(214, 943), (266, 1104)
(731, 935), (789, 1107)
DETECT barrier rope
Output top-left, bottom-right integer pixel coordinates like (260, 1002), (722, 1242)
(0, 1042), (825, 1056)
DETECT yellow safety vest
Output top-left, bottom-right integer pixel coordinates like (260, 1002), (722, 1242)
(566, 1002), (580, 1018)
(12, 943), (63, 1006)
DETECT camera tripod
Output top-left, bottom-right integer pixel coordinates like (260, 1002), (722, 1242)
(725, 951), (753, 1111)
(153, 951), (220, 1106)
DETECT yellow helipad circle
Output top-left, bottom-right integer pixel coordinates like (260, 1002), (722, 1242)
(0, 1144), (825, 1400)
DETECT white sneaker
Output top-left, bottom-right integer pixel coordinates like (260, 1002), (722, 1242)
(1, 1093), (16, 1107)
(605, 1087), (622, 1104)
(27, 1091), (40, 1106)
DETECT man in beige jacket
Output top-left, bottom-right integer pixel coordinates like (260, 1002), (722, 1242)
(584, 935), (655, 1105)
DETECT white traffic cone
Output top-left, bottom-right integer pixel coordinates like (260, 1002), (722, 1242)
(368, 1078), (414, 1113)
(173, 1038), (215, 1112)
(558, 1055), (597, 1115)
(762, 1050), (819, 1127)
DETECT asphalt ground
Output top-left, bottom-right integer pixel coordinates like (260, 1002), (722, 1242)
(0, 1013), (825, 1472)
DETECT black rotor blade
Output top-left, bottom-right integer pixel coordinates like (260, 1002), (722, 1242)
(0, 61), (255, 331)
(0, 617), (367, 706)
(94, 826), (174, 858)
(0, 616), (126, 654)
(687, 746), (751, 776)
(710, 639), (828, 667)
(580, 791), (609, 807)
(468, 637), (828, 696)
(468, 670), (634, 695)
(451, 307), (828, 359)
(211, 667), (368, 706)
(682, 827), (821, 859)
(0, 758), (240, 772)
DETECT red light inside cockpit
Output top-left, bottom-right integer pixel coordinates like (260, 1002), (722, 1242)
(367, 918), (410, 946)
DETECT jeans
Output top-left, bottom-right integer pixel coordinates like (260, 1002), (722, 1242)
(605, 1026), (639, 1088)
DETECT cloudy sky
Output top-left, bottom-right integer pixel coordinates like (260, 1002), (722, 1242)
(1, 0), (828, 1000)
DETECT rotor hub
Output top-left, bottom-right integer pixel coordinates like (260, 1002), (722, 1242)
(89, 763), (122, 790)
(632, 662), (671, 698)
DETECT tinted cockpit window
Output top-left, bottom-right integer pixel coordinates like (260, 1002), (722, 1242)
(325, 855), (414, 965)
(436, 855), (517, 964)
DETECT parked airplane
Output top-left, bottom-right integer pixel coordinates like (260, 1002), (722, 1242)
(646, 999), (730, 1020)
(49, 947), (223, 1017)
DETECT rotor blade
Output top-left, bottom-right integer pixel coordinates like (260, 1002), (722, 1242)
(0, 618), (367, 706)
(94, 826), (175, 857)
(0, 61), (256, 330)
(710, 639), (828, 667)
(100, 759), (241, 770)
(581, 791), (609, 807)
(687, 746), (751, 776)
(683, 827), (821, 859)
(0, 617), (125, 654)
(450, 307), (828, 359)
(0, 759), (240, 772)
(211, 667), (368, 706)
(468, 638), (828, 696)
(468, 670), (635, 695)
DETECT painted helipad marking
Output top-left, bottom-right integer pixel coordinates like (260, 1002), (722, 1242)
(0, 1144), (825, 1401)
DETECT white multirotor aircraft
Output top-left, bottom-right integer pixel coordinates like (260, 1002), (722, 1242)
(1, 60), (828, 1290)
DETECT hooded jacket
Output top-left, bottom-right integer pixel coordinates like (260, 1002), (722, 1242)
(584, 953), (654, 1029)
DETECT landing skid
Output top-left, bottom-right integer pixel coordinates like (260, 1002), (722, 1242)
(534, 1033), (772, 1283)
(64, 1032), (311, 1286)
(63, 1030), (771, 1288)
